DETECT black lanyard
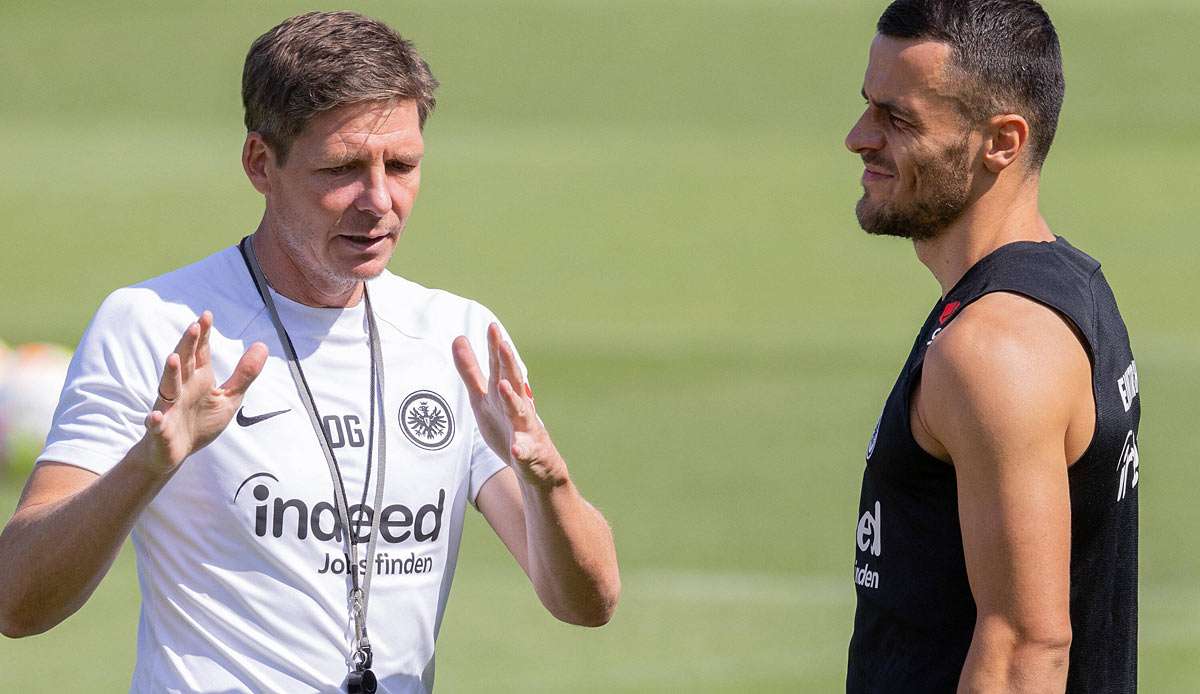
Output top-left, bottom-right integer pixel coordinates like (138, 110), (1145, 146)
(239, 237), (384, 693)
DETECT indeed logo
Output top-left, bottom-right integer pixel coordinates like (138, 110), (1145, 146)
(234, 473), (445, 544)
(854, 500), (883, 590)
(857, 500), (882, 557)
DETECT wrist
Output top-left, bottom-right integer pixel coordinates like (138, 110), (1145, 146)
(126, 435), (179, 482)
(513, 449), (571, 492)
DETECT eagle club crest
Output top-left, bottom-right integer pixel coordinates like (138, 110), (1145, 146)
(399, 390), (455, 451)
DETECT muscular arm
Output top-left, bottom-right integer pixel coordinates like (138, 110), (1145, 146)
(477, 465), (619, 626)
(913, 293), (1093, 693)
(453, 324), (620, 627)
(0, 312), (265, 638)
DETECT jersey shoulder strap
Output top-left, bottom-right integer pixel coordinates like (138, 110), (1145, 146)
(940, 237), (1101, 354)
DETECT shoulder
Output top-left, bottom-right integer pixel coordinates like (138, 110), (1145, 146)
(977, 238), (1103, 344)
(928, 292), (1088, 375)
(368, 270), (504, 342)
(919, 292), (1091, 452)
(102, 245), (260, 334)
(87, 245), (261, 352)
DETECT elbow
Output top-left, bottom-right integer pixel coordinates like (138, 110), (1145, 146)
(970, 614), (1072, 682)
(582, 577), (622, 627)
(0, 608), (48, 640)
(550, 571), (622, 628)
(555, 596), (618, 628)
(0, 598), (21, 638)
(1023, 624), (1072, 662)
(1, 622), (36, 640)
(0, 589), (61, 639)
(1009, 616), (1072, 659)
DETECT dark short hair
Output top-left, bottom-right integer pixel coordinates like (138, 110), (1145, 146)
(242, 11), (439, 163)
(878, 0), (1064, 169)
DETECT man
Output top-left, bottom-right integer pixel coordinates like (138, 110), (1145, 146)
(0, 11), (619, 693)
(844, 1), (1137, 692)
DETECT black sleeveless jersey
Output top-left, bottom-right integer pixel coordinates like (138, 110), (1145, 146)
(846, 237), (1139, 693)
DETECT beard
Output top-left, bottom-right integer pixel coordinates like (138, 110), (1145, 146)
(275, 207), (403, 288)
(855, 136), (972, 241)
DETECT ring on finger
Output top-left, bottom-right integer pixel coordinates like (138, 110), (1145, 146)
(158, 389), (177, 403)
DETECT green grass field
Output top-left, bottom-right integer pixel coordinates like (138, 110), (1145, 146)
(2, 1), (1198, 690)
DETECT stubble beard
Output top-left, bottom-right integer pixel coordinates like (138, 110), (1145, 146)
(274, 210), (401, 292)
(856, 136), (972, 242)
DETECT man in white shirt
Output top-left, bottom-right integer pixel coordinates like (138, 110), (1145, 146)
(0, 11), (620, 693)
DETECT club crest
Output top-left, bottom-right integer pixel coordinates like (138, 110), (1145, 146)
(866, 414), (882, 460)
(399, 390), (454, 451)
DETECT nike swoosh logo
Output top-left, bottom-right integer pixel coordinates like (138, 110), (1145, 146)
(236, 407), (292, 427)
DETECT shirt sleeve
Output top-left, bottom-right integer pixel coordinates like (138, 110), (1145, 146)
(37, 289), (166, 476)
(467, 428), (507, 504)
(465, 307), (530, 506)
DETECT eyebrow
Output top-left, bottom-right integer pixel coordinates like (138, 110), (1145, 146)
(861, 88), (919, 123)
(323, 151), (424, 166)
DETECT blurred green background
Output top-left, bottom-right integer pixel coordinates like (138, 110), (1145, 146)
(1, 1), (1197, 691)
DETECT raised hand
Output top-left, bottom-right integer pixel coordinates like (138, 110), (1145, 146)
(142, 311), (268, 472)
(452, 323), (564, 486)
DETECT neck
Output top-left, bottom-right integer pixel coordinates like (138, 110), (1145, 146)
(250, 225), (363, 308)
(914, 181), (1054, 297)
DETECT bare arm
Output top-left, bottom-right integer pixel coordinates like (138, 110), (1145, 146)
(914, 293), (1092, 693)
(0, 312), (266, 637)
(452, 324), (620, 626)
(0, 455), (163, 637)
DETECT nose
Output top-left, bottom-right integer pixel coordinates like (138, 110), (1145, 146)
(355, 164), (391, 217)
(845, 109), (883, 155)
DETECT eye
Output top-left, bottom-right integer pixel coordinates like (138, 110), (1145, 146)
(888, 114), (908, 129)
(387, 160), (416, 174)
(323, 164), (354, 176)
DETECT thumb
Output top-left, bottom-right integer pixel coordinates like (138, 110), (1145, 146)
(220, 342), (269, 397)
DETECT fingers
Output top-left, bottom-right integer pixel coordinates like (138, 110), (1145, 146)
(194, 311), (213, 370)
(219, 342), (268, 397)
(156, 352), (183, 407)
(496, 334), (526, 393)
(487, 323), (526, 390)
(451, 336), (487, 398)
(144, 409), (165, 434)
(498, 378), (535, 427)
(175, 321), (201, 381)
(486, 324), (501, 392)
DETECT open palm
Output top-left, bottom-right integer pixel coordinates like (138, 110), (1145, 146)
(143, 311), (267, 471)
(452, 323), (561, 484)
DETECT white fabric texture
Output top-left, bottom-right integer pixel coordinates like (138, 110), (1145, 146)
(39, 245), (524, 693)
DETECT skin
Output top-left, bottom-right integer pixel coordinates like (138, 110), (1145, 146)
(846, 36), (1093, 692)
(0, 98), (619, 638)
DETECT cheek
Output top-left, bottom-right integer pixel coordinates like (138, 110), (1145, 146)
(313, 183), (360, 213)
(397, 175), (421, 207)
(896, 150), (930, 193)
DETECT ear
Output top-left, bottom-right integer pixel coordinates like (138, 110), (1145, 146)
(242, 132), (277, 195)
(982, 114), (1030, 174)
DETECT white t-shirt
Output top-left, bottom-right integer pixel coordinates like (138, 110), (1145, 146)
(39, 245), (524, 693)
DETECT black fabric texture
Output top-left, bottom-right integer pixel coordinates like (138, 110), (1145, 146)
(846, 237), (1139, 693)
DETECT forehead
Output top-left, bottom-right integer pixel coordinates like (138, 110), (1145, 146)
(863, 35), (960, 117)
(294, 99), (423, 157)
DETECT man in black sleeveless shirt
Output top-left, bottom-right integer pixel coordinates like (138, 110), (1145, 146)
(844, 2), (1139, 692)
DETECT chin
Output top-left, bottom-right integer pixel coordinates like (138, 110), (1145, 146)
(346, 258), (390, 281)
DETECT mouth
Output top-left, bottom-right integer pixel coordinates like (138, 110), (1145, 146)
(337, 232), (396, 252)
(862, 168), (895, 184)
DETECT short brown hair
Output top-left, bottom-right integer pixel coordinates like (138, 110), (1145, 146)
(242, 11), (439, 162)
(878, 0), (1064, 170)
